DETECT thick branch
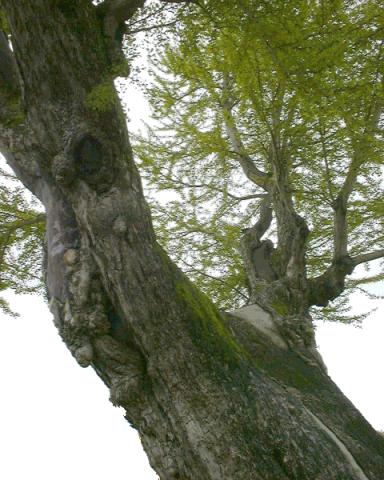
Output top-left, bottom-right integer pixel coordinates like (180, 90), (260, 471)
(0, 25), (22, 116)
(160, 0), (197, 3)
(332, 159), (361, 259)
(240, 194), (277, 295)
(308, 249), (384, 308)
(311, 104), (384, 307)
(333, 102), (382, 260)
(352, 249), (384, 266)
(0, 107), (43, 201)
(271, 157), (309, 287)
(308, 256), (355, 307)
(250, 193), (273, 240)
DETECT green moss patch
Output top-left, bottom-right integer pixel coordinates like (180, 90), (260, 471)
(174, 275), (246, 372)
(85, 81), (116, 112)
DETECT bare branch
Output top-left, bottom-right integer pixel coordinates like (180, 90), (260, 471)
(221, 91), (270, 190)
(180, 258), (249, 302)
(352, 249), (384, 266)
(146, 169), (266, 202)
(100, 0), (197, 41)
(160, 0), (198, 4)
(127, 20), (177, 34)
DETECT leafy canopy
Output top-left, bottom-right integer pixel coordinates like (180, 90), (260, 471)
(0, 0), (383, 322)
(133, 0), (384, 319)
(0, 165), (45, 315)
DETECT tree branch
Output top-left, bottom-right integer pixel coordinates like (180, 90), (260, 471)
(247, 193), (273, 240)
(180, 258), (249, 302)
(160, 0), (198, 4)
(151, 172), (265, 201)
(221, 104), (270, 190)
(308, 256), (355, 307)
(240, 193), (278, 295)
(308, 248), (384, 308)
(100, 0), (197, 44)
(309, 94), (383, 308)
(126, 20), (177, 34)
(352, 249), (384, 266)
(333, 101), (382, 260)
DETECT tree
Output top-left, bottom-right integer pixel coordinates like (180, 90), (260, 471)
(135, 0), (384, 320)
(0, 1), (383, 479)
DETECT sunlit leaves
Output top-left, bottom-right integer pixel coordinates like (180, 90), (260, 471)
(134, 0), (384, 320)
(0, 165), (45, 316)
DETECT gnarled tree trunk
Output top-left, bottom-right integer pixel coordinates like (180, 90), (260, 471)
(1, 2), (383, 479)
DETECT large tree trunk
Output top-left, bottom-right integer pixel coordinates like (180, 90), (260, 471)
(1, 2), (383, 479)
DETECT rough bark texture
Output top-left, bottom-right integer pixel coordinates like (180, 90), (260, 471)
(1, 2), (384, 479)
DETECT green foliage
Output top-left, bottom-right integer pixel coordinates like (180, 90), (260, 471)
(0, 1), (383, 323)
(134, 0), (384, 320)
(0, 165), (45, 316)
(175, 276), (244, 361)
(85, 59), (131, 113)
(85, 80), (117, 112)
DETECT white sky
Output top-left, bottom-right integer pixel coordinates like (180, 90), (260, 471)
(0, 84), (383, 479)
(0, 290), (383, 480)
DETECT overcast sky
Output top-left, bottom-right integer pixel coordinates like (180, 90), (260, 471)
(0, 84), (383, 480)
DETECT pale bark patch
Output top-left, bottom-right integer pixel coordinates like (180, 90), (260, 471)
(229, 303), (288, 349)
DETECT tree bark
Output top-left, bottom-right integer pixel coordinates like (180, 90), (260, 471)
(1, 2), (384, 479)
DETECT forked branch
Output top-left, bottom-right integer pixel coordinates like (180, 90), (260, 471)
(333, 101), (382, 260)
(240, 193), (277, 297)
(310, 102), (384, 307)
(308, 247), (384, 308)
